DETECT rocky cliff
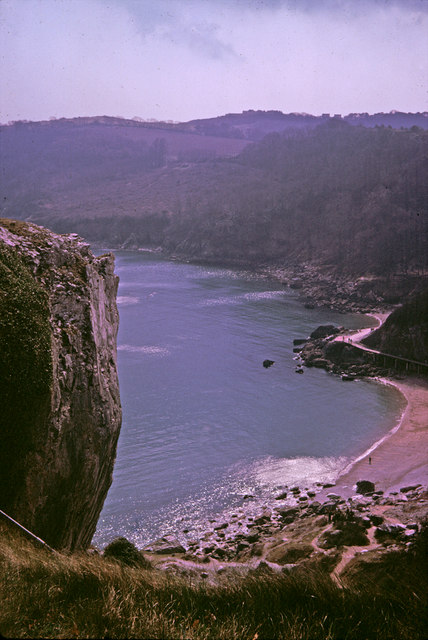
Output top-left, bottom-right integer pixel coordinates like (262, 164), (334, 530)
(0, 219), (121, 551)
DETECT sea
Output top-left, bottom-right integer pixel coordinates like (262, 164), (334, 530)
(93, 251), (405, 549)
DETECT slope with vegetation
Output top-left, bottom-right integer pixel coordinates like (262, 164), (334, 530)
(1, 114), (427, 282)
(1, 518), (427, 640)
(363, 289), (428, 362)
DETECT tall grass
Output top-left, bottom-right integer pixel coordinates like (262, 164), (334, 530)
(1, 523), (427, 639)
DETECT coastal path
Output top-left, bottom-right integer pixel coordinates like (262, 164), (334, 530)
(334, 314), (428, 377)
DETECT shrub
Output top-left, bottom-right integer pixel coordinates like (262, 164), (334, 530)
(103, 537), (151, 569)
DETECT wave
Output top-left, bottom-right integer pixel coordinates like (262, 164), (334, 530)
(117, 344), (170, 356)
(202, 290), (288, 307)
(245, 455), (348, 491)
(117, 296), (139, 306)
(94, 454), (349, 548)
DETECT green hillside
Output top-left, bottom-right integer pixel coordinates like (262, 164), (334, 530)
(1, 115), (427, 277)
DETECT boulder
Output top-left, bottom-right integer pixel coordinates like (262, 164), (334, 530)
(356, 480), (376, 495)
(275, 491), (288, 500)
(254, 511), (272, 525)
(310, 325), (340, 340)
(318, 501), (338, 515)
(277, 506), (300, 521)
(245, 532), (260, 543)
(326, 493), (341, 501)
(144, 535), (186, 555)
(400, 485), (421, 493)
(306, 501), (322, 515)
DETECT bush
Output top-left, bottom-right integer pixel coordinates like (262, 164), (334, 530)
(103, 537), (151, 569)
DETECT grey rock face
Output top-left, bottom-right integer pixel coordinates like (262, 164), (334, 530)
(0, 221), (121, 551)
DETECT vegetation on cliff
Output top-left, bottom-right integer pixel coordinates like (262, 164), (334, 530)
(0, 239), (52, 510)
(363, 289), (428, 362)
(0, 220), (121, 551)
(0, 521), (427, 639)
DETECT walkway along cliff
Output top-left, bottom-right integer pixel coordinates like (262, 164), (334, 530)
(0, 219), (122, 551)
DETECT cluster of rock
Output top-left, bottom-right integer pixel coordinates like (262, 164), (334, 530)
(0, 220), (122, 551)
(297, 332), (394, 379)
(263, 265), (389, 313)
(129, 482), (427, 582)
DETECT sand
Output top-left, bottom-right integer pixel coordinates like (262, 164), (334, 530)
(333, 376), (428, 497)
(320, 310), (428, 497)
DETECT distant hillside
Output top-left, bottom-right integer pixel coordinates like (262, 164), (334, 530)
(1, 113), (427, 278)
(183, 110), (428, 140)
(363, 290), (428, 362)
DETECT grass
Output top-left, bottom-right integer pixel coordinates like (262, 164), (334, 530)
(1, 523), (427, 639)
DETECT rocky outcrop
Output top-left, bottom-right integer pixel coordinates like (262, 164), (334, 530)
(310, 325), (340, 340)
(0, 219), (121, 551)
(299, 338), (389, 378)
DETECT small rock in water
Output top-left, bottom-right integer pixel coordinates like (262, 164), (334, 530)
(263, 359), (275, 368)
(275, 491), (288, 500)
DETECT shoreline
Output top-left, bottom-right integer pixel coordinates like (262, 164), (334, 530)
(320, 309), (428, 498)
(332, 375), (428, 498)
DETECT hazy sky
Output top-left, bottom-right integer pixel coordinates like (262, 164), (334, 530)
(1, 0), (427, 123)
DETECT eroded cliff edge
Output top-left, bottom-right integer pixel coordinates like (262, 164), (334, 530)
(0, 219), (121, 551)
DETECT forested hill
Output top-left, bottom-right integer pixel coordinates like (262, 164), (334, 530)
(1, 115), (427, 278)
(183, 109), (428, 140)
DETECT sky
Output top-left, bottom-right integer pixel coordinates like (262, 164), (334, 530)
(0, 0), (427, 123)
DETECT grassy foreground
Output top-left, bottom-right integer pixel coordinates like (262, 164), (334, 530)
(1, 524), (427, 640)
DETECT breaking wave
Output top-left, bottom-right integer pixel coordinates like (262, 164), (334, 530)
(117, 296), (139, 306)
(117, 344), (170, 356)
(202, 290), (288, 306)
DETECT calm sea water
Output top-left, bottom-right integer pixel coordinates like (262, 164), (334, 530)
(93, 251), (404, 548)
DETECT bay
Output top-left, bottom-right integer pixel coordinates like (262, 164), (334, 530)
(93, 251), (404, 548)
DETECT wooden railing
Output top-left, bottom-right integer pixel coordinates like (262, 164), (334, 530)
(336, 335), (428, 375)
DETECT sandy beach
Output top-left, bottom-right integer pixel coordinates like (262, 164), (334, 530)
(319, 310), (428, 497)
(334, 376), (428, 497)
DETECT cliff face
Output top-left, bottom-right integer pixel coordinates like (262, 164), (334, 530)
(0, 219), (121, 551)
